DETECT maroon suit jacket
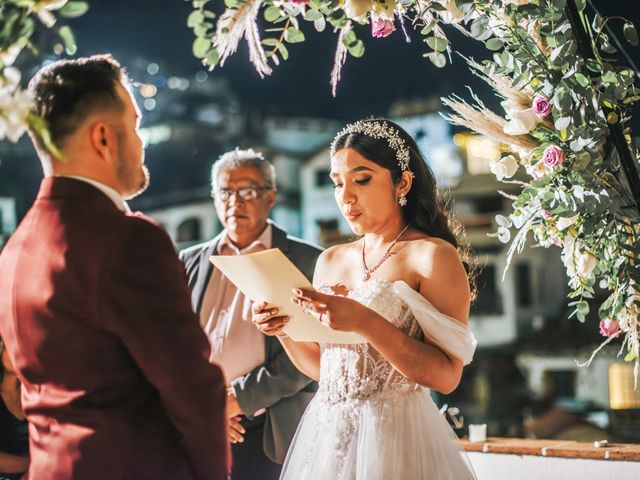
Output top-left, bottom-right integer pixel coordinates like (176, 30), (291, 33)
(0, 177), (229, 479)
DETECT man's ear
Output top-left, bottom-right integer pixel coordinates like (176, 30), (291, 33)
(89, 122), (115, 162)
(266, 189), (276, 209)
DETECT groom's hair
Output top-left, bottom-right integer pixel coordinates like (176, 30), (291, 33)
(28, 54), (128, 154)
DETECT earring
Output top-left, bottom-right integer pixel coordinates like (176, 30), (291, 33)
(398, 194), (407, 207)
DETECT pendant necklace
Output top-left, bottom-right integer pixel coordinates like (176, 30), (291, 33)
(361, 224), (410, 282)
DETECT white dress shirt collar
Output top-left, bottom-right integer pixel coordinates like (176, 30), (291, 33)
(60, 175), (130, 213)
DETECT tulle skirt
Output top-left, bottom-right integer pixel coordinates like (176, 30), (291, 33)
(280, 388), (477, 480)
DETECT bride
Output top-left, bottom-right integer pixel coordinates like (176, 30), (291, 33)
(252, 118), (478, 479)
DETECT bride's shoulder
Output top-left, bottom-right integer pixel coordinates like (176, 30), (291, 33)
(405, 234), (458, 258)
(318, 241), (358, 263)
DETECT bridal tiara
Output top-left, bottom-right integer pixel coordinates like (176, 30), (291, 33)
(330, 120), (412, 172)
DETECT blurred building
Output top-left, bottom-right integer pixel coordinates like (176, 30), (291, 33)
(143, 115), (338, 250)
(0, 197), (17, 248)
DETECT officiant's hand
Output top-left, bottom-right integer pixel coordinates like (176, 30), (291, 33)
(228, 416), (245, 444)
(251, 301), (290, 337)
(291, 288), (366, 333)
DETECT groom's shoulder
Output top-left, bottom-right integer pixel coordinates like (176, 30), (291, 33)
(116, 211), (175, 251)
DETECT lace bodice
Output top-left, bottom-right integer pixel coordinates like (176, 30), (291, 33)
(318, 279), (424, 404)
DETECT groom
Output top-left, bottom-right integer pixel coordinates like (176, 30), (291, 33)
(0, 55), (229, 479)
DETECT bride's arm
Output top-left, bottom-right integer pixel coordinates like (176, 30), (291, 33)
(360, 241), (470, 393)
(292, 241), (469, 394)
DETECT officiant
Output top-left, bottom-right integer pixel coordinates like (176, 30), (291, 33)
(179, 148), (321, 480)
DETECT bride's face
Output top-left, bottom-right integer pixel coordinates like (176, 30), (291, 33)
(330, 148), (402, 236)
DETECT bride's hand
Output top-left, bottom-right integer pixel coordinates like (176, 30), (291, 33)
(291, 288), (366, 333)
(251, 301), (290, 337)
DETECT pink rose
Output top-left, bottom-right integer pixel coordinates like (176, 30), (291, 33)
(371, 17), (395, 38)
(599, 318), (621, 338)
(543, 145), (565, 169)
(532, 95), (552, 118)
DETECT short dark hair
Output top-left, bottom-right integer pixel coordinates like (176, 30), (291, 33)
(28, 54), (127, 152)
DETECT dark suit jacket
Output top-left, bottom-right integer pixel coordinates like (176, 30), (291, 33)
(179, 221), (321, 463)
(0, 178), (229, 480)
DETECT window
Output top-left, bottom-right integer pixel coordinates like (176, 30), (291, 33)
(315, 169), (333, 187)
(516, 263), (533, 308)
(471, 264), (503, 315)
(176, 217), (202, 243)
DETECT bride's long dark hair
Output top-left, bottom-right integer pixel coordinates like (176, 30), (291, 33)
(332, 118), (477, 300)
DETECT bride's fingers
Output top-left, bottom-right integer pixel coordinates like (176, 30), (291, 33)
(252, 301), (276, 314)
(291, 297), (327, 315)
(253, 313), (287, 325)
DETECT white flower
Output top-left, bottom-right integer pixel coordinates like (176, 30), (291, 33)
(435, 0), (465, 24)
(503, 0), (534, 4)
(33, 0), (69, 28)
(576, 252), (597, 279)
(3, 67), (21, 90)
(503, 100), (539, 135)
(489, 155), (519, 181)
(0, 44), (24, 67)
(0, 84), (34, 143)
(556, 214), (579, 231)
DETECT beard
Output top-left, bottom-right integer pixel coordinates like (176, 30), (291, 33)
(122, 164), (150, 200)
(117, 155), (150, 200)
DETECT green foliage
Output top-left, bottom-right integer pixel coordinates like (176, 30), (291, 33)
(188, 0), (640, 369)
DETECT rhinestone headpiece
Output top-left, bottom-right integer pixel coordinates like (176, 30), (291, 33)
(330, 120), (412, 172)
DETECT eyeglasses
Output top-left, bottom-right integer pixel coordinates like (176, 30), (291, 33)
(215, 186), (272, 202)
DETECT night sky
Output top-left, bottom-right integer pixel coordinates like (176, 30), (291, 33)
(64, 0), (640, 121)
(2, 0), (640, 212)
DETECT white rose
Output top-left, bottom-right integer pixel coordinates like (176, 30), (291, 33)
(489, 155), (519, 181)
(503, 100), (539, 135)
(576, 252), (597, 279)
(556, 214), (579, 231)
(504, 0), (534, 4)
(0, 86), (34, 143)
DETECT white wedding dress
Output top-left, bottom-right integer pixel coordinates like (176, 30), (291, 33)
(280, 279), (478, 480)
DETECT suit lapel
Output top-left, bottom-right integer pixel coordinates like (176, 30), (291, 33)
(193, 234), (222, 316)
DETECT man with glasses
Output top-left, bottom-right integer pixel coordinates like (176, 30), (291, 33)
(179, 148), (321, 480)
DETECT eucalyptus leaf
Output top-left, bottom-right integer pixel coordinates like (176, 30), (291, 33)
(277, 42), (289, 61)
(624, 22), (639, 47)
(348, 39), (365, 58)
(426, 36), (449, 52)
(204, 49), (219, 67)
(187, 10), (204, 28)
(264, 6), (281, 22)
(58, 26), (76, 55)
(424, 51), (446, 68)
(192, 36), (210, 59)
(58, 1), (89, 18)
(285, 27), (305, 43)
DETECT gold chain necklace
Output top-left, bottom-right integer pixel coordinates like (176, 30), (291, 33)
(361, 224), (410, 282)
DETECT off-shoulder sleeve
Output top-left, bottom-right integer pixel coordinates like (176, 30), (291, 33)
(392, 281), (477, 365)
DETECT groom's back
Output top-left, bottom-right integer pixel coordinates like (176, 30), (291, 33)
(0, 178), (220, 479)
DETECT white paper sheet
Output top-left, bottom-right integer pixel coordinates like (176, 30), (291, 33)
(210, 248), (365, 344)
